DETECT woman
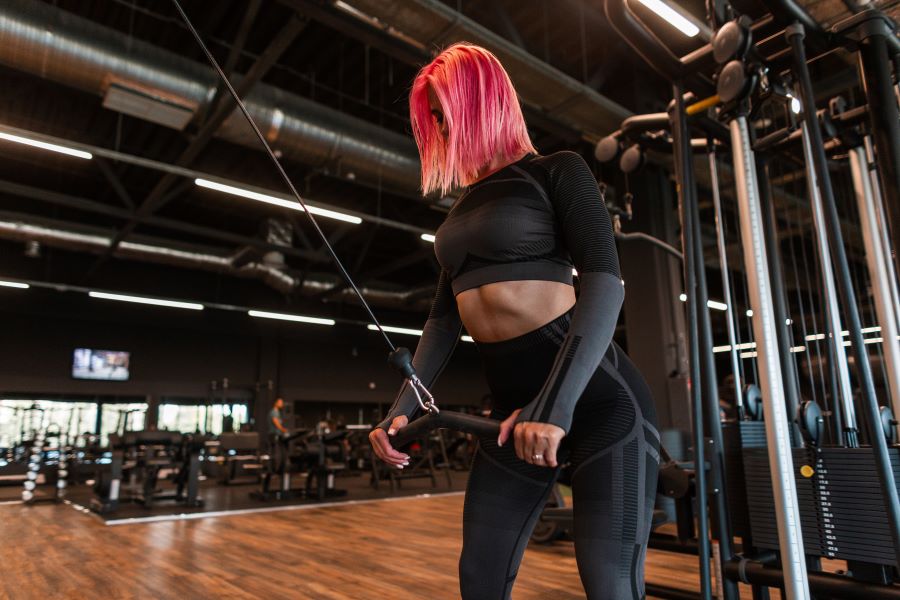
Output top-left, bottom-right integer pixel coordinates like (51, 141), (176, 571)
(369, 43), (659, 600)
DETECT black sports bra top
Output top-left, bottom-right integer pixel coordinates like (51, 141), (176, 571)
(434, 153), (574, 295)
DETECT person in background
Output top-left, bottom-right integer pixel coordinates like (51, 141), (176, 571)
(268, 398), (289, 473)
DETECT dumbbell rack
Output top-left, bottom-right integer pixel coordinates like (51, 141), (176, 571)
(21, 429), (68, 505)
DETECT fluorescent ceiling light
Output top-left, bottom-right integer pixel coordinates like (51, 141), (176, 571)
(88, 291), (203, 310)
(864, 337), (883, 344)
(461, 335), (474, 343)
(635, 0), (700, 37)
(740, 351), (758, 358)
(0, 280), (29, 289)
(790, 346), (806, 353)
(248, 310), (335, 326)
(195, 179), (362, 224)
(421, 233), (436, 243)
(861, 326), (881, 334)
(0, 131), (92, 160)
(746, 309), (753, 317)
(368, 324), (423, 336)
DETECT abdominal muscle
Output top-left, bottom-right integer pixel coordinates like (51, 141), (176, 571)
(456, 280), (576, 342)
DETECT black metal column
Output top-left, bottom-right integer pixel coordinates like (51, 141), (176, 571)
(687, 135), (740, 600)
(858, 30), (900, 280)
(670, 85), (713, 600)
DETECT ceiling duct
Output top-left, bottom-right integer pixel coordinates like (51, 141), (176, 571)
(0, 218), (430, 310)
(334, 0), (633, 140)
(0, 0), (421, 192)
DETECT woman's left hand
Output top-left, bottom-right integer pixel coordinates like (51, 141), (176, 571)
(497, 409), (565, 468)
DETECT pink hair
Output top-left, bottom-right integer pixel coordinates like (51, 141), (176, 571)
(409, 43), (536, 196)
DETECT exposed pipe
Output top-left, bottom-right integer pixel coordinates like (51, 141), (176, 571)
(0, 218), (430, 310)
(0, 0), (421, 193)
(338, 0), (632, 139)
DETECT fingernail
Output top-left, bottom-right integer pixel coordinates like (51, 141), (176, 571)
(403, 462), (410, 467)
(397, 465), (404, 470)
(388, 428), (396, 435)
(497, 437), (503, 447)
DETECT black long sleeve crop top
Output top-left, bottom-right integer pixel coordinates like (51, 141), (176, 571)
(377, 151), (624, 434)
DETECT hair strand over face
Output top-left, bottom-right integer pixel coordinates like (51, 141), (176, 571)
(409, 43), (536, 196)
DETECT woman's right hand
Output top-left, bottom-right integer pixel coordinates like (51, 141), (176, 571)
(369, 415), (411, 469)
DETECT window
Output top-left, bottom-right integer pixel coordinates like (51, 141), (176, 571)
(158, 403), (248, 435)
(99, 403), (148, 445)
(0, 399), (98, 450)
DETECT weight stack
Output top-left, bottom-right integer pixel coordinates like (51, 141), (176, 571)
(742, 442), (900, 566)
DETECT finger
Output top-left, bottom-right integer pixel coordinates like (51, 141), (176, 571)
(497, 409), (520, 447)
(524, 429), (539, 465)
(388, 415), (408, 436)
(371, 430), (409, 466)
(542, 436), (558, 468)
(513, 423), (525, 462)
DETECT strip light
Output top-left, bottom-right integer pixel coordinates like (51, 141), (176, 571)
(461, 335), (474, 343)
(195, 179), (362, 224)
(368, 324), (423, 336)
(0, 280), (29, 289)
(248, 310), (335, 326)
(713, 342), (757, 353)
(88, 291), (203, 310)
(635, 0), (700, 37)
(0, 132), (92, 160)
(420, 233), (436, 243)
(679, 294), (729, 310)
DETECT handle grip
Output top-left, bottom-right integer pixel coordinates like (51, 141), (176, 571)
(389, 411), (500, 448)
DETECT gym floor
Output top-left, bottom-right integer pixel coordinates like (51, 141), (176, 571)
(1, 493), (790, 600)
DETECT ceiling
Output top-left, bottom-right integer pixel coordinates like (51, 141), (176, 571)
(0, 0), (891, 332)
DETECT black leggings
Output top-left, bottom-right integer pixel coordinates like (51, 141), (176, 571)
(460, 311), (660, 600)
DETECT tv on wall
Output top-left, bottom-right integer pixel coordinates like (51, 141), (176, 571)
(72, 348), (130, 381)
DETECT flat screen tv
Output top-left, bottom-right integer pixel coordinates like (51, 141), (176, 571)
(72, 348), (130, 381)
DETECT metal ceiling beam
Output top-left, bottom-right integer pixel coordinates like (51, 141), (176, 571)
(195, 0), (263, 126)
(0, 125), (434, 237)
(89, 14), (310, 276)
(94, 158), (135, 211)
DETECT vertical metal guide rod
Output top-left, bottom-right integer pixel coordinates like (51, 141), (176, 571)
(670, 87), (713, 600)
(799, 124), (857, 441)
(729, 115), (810, 600)
(709, 147), (743, 417)
(866, 137), (900, 328)
(849, 145), (900, 428)
(690, 135), (739, 600)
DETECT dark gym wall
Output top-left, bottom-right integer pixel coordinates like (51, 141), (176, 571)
(0, 288), (490, 427)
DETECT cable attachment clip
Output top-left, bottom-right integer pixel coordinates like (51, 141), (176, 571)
(388, 347), (439, 414)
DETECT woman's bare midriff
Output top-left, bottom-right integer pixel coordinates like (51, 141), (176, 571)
(456, 280), (576, 342)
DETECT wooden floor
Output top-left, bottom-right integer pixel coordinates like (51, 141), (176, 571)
(0, 494), (766, 599)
